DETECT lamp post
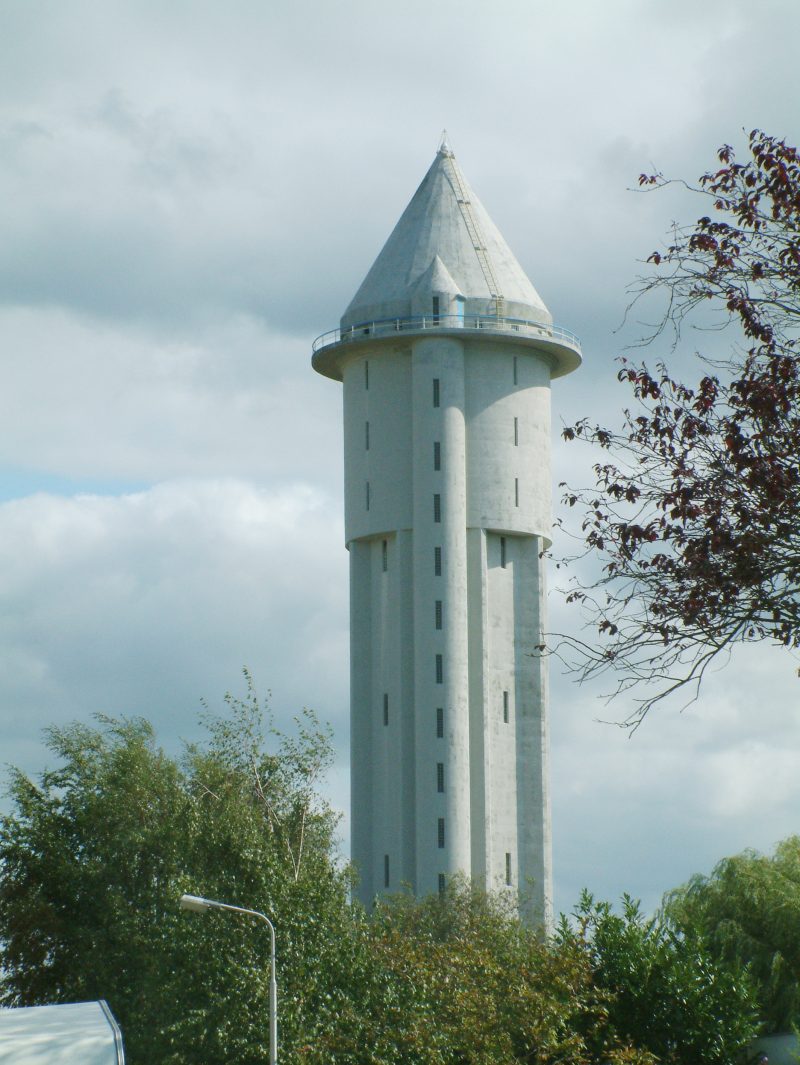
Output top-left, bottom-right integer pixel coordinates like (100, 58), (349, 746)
(179, 893), (277, 1065)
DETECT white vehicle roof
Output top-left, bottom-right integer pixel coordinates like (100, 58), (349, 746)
(0, 1000), (124, 1064)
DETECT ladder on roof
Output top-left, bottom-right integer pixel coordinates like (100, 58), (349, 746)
(442, 151), (505, 317)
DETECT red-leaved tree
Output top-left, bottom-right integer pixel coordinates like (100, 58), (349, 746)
(557, 130), (800, 724)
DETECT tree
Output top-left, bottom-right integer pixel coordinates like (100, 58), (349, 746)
(0, 685), (763, 1064)
(664, 836), (800, 1034)
(311, 881), (758, 1065)
(557, 892), (759, 1065)
(557, 130), (800, 722)
(0, 677), (356, 1064)
(312, 881), (604, 1065)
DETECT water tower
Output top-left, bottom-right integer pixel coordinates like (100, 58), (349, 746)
(312, 138), (580, 926)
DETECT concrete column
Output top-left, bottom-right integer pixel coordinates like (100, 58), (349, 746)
(411, 336), (470, 895)
(467, 526), (489, 888)
(397, 527), (417, 889)
(515, 535), (553, 930)
(349, 539), (373, 902)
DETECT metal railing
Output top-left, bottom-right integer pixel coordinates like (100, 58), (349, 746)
(312, 314), (581, 354)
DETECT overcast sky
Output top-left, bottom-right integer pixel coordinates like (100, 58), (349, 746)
(1, 0), (799, 916)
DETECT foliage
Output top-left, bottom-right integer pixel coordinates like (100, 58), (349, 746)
(310, 881), (604, 1065)
(664, 836), (800, 1033)
(0, 685), (763, 1063)
(558, 130), (800, 722)
(558, 891), (759, 1065)
(310, 881), (756, 1065)
(0, 675), (353, 1063)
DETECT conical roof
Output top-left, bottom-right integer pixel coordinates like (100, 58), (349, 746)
(341, 143), (551, 329)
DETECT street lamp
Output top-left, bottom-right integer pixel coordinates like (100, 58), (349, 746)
(179, 893), (277, 1065)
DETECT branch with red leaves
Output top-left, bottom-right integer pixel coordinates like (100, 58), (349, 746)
(555, 131), (800, 726)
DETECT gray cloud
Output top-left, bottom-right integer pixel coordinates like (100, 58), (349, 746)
(1, 0), (799, 915)
(0, 479), (348, 767)
(0, 308), (342, 487)
(550, 642), (800, 913)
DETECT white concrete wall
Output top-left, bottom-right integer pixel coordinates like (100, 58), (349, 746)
(465, 344), (552, 541)
(342, 333), (554, 924)
(466, 529), (551, 925)
(349, 528), (417, 897)
(342, 348), (413, 543)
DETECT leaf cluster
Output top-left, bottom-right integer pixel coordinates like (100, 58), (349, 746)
(664, 836), (800, 1033)
(311, 882), (603, 1065)
(558, 892), (759, 1065)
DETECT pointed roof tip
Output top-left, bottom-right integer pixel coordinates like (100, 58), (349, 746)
(437, 129), (453, 157)
(340, 137), (553, 329)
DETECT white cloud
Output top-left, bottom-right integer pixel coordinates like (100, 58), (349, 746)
(0, 306), (341, 487)
(0, 480), (349, 808)
(1, 0), (798, 916)
(550, 640), (800, 913)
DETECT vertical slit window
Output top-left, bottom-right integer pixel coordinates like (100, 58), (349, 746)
(365, 361), (369, 389)
(505, 852), (512, 886)
(433, 378), (440, 407)
(435, 654), (443, 684)
(365, 421), (370, 450)
(433, 494), (441, 523)
(382, 539), (388, 572)
(366, 481), (370, 511)
(434, 546), (442, 575)
(436, 707), (444, 738)
(503, 690), (509, 724)
(432, 295), (440, 323)
(514, 417), (519, 446)
(438, 873), (446, 895)
(384, 854), (390, 888)
(437, 762), (444, 792)
(515, 478), (519, 507)
(500, 536), (507, 568)
(383, 693), (389, 726)
(434, 441), (441, 470)
(435, 600), (442, 630)
(438, 818), (445, 849)
(513, 356), (518, 385)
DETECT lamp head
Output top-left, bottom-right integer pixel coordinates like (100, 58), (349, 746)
(179, 893), (212, 913)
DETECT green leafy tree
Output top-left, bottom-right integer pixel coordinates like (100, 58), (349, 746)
(0, 676), (354, 1063)
(310, 880), (621, 1065)
(0, 684), (763, 1064)
(664, 836), (800, 1033)
(557, 892), (759, 1065)
(309, 881), (755, 1065)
